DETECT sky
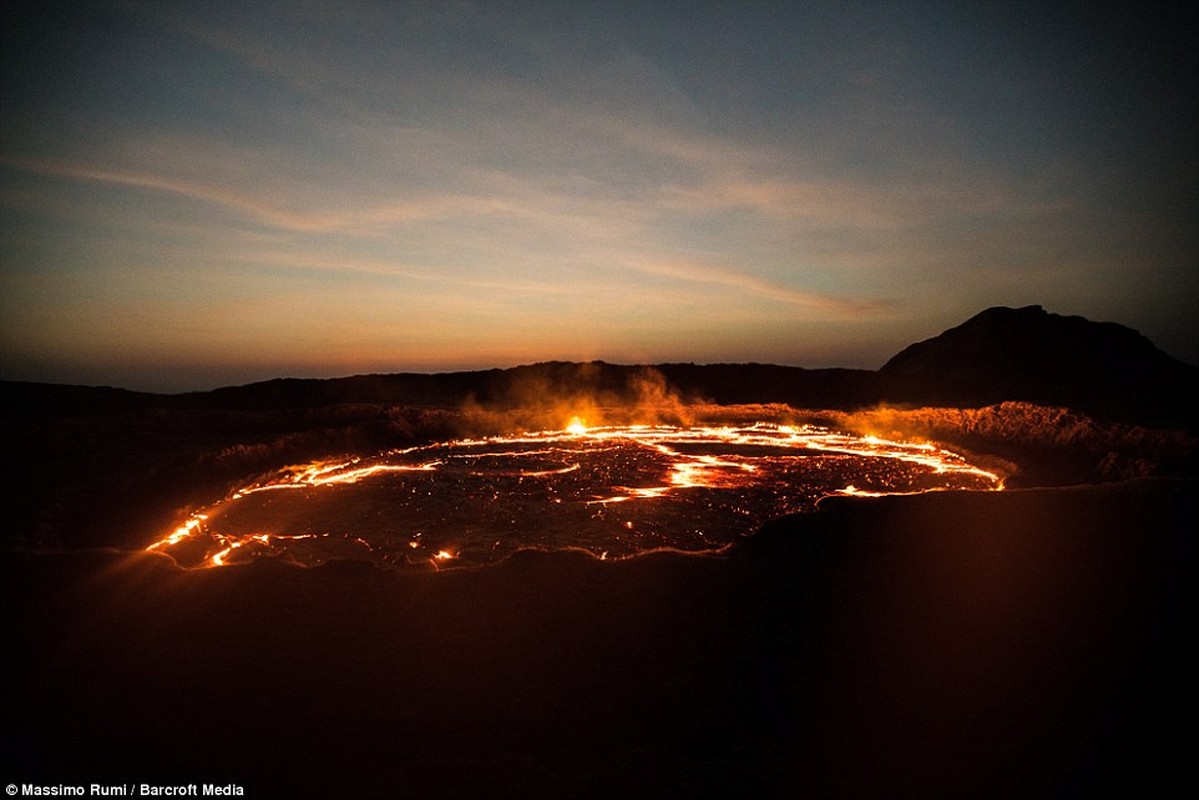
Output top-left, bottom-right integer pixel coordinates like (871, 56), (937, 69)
(2, 1), (1196, 392)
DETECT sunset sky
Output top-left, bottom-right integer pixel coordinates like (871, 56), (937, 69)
(2, 1), (1195, 392)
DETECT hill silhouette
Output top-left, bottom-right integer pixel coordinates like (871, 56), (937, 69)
(879, 305), (1196, 425)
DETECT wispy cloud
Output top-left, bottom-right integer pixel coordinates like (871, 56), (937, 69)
(0, 155), (517, 233)
(622, 258), (888, 317)
(4, 0), (1193, 388)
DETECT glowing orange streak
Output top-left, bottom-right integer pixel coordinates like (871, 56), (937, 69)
(591, 442), (759, 504)
(205, 532), (318, 568)
(144, 461), (440, 556)
(455, 446), (594, 458)
(147, 513), (208, 551)
(513, 463), (581, 477)
(229, 462), (441, 498)
(274, 459), (441, 487)
(798, 435), (1002, 485)
(667, 453), (756, 488)
(299, 461), (441, 485)
(838, 485), (889, 498)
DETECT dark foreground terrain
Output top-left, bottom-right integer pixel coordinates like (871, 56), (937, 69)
(4, 479), (1193, 799)
(4, 306), (1195, 797)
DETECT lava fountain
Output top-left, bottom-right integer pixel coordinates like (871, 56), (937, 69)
(147, 421), (1003, 570)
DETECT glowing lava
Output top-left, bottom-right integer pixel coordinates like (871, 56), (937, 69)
(147, 422), (1003, 570)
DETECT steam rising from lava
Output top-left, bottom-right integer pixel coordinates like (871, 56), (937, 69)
(456, 365), (700, 435)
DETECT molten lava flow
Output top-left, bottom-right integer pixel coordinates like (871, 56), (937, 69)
(146, 421), (1004, 570)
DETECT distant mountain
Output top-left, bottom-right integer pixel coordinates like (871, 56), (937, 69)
(0, 363), (883, 417)
(2, 306), (1194, 427)
(0, 381), (166, 416)
(879, 305), (1197, 424)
